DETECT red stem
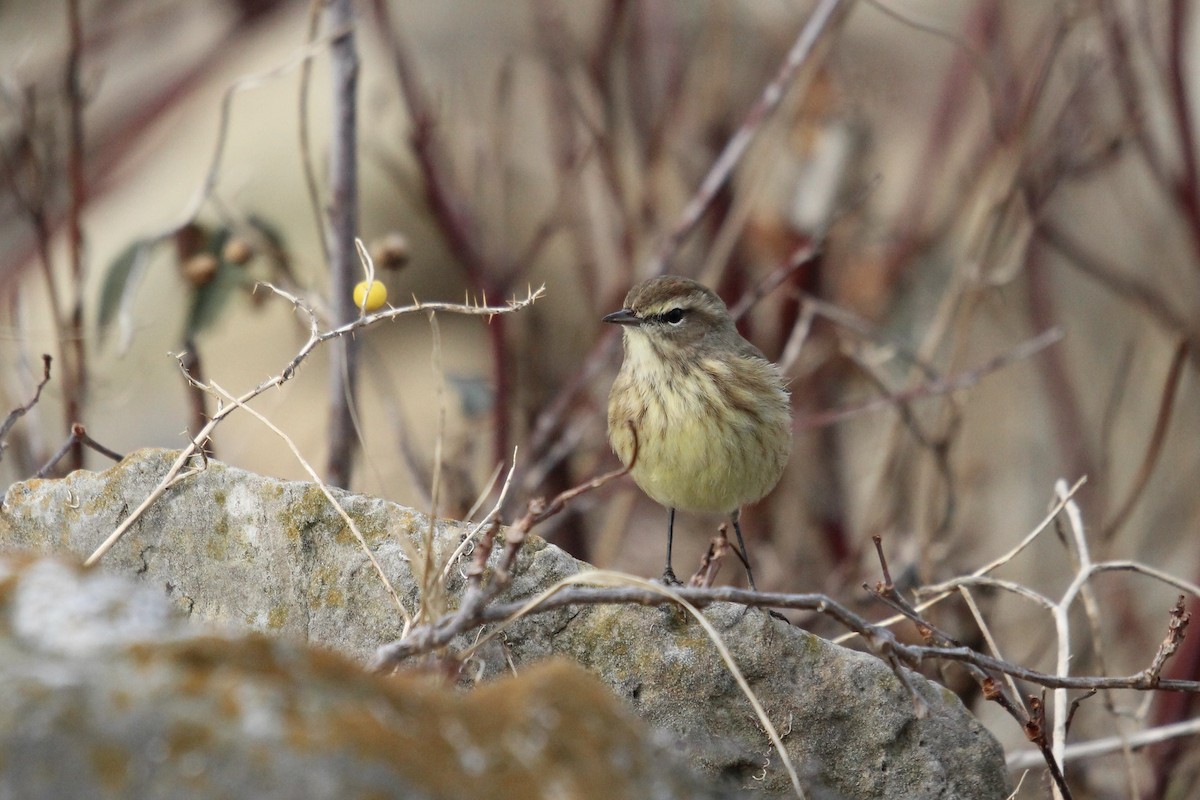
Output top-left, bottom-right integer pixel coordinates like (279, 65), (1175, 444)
(63, 0), (87, 471)
(1167, 0), (1200, 262)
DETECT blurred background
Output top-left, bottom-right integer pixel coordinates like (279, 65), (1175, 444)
(2, 1), (1199, 796)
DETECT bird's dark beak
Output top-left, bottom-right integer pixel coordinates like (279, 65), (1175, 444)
(602, 308), (641, 326)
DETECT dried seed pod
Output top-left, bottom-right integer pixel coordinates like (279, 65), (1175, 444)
(370, 233), (410, 270)
(223, 237), (254, 265)
(182, 253), (220, 287)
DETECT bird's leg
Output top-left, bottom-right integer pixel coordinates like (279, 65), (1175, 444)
(729, 509), (758, 591)
(731, 510), (789, 623)
(661, 507), (681, 585)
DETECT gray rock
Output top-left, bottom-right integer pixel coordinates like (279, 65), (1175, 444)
(1, 449), (1011, 798)
(0, 555), (733, 800)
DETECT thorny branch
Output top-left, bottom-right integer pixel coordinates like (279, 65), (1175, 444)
(82, 283), (545, 568)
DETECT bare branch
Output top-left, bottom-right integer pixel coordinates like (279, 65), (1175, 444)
(1103, 338), (1189, 540)
(0, 354), (52, 454)
(800, 328), (1063, 430)
(36, 423), (123, 478)
(1140, 596), (1191, 689)
(1008, 716), (1200, 770)
(647, 0), (849, 274)
(82, 285), (544, 567)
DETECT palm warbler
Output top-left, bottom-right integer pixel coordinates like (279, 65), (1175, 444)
(604, 276), (792, 589)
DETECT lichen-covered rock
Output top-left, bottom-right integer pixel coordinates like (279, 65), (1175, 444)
(0, 555), (732, 800)
(1, 449), (1012, 798)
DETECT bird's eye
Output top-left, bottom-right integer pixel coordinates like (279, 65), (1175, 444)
(663, 308), (685, 325)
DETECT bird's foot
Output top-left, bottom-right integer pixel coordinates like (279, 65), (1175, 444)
(659, 567), (683, 586)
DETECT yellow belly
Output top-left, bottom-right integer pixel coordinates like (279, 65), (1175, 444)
(608, 352), (791, 513)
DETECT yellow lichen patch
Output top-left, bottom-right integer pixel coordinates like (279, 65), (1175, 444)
(333, 521), (355, 546)
(215, 685), (242, 719)
(322, 587), (345, 608)
(340, 510), (387, 547)
(166, 721), (213, 760)
(320, 659), (657, 799)
(204, 521), (229, 560)
(177, 660), (214, 698)
(308, 566), (347, 610)
(267, 605), (287, 630)
(165, 636), (289, 685)
(279, 486), (335, 543)
(89, 742), (130, 792)
(109, 688), (133, 713)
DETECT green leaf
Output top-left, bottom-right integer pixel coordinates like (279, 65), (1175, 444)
(97, 238), (154, 346)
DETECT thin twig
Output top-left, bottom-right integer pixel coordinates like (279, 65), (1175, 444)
(1008, 716), (1200, 770)
(1166, 0), (1200, 260)
(1026, 692), (1073, 799)
(839, 476), (1087, 643)
(440, 451), (518, 587)
(419, 310), (446, 624)
(799, 328), (1063, 430)
(958, 586), (1023, 711)
(298, 0), (330, 264)
(82, 285), (544, 567)
(463, 570), (808, 800)
(36, 423), (124, 478)
(208, 380), (412, 627)
(1051, 479), (1090, 788)
(0, 354), (52, 449)
(1141, 596), (1191, 688)
(728, 240), (820, 321)
(647, 0), (849, 275)
(1103, 338), (1189, 540)
(171, 30), (351, 237)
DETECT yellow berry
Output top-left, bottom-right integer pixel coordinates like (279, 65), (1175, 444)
(353, 280), (387, 312)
